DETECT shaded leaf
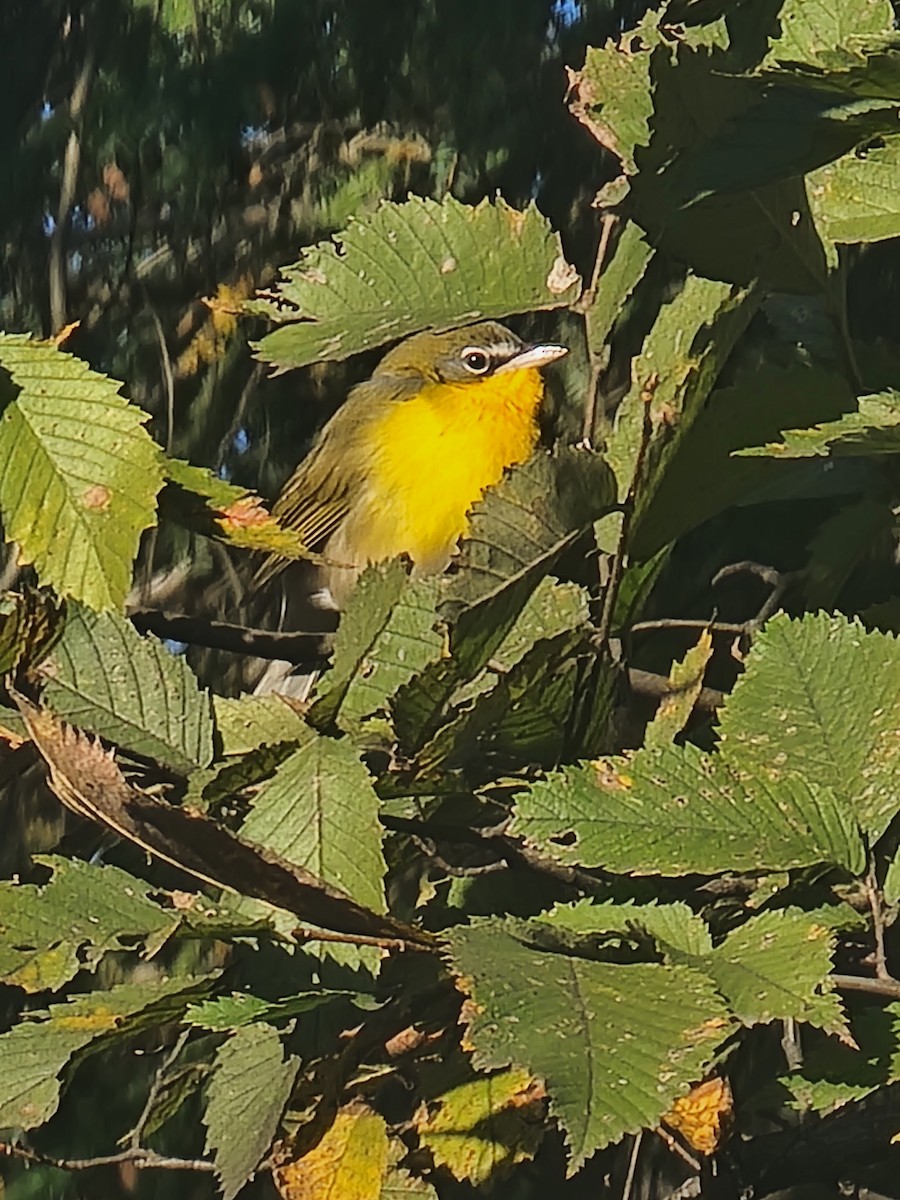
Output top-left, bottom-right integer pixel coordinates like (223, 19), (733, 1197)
(0, 856), (177, 993)
(737, 390), (900, 457)
(584, 221), (654, 369)
(0, 976), (211, 1131)
(781, 1004), (900, 1113)
(447, 919), (732, 1171)
(204, 1023), (300, 1200)
(416, 1061), (543, 1185)
(0, 335), (164, 610)
(624, 361), (855, 558)
(252, 197), (579, 371)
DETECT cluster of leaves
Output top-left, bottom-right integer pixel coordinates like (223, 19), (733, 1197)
(7, 2), (900, 1198)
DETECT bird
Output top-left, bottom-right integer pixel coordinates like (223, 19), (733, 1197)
(254, 320), (567, 694)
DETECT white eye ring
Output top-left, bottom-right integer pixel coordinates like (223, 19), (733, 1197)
(461, 347), (491, 375)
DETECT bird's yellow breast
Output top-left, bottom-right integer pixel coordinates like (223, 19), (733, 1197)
(340, 367), (544, 572)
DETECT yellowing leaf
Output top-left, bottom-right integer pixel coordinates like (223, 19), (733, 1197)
(417, 1067), (544, 1185)
(661, 1076), (732, 1156)
(274, 1103), (389, 1200)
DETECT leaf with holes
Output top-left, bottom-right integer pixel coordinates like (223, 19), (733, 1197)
(717, 612), (900, 842)
(251, 197), (579, 371)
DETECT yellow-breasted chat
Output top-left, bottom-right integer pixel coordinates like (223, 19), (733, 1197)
(260, 320), (567, 610)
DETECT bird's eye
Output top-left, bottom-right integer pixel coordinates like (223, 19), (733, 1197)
(461, 348), (491, 375)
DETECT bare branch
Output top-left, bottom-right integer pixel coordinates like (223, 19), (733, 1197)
(128, 607), (328, 662)
(0, 1141), (214, 1174)
(831, 973), (900, 1001)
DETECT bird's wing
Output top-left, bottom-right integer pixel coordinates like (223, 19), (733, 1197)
(255, 372), (419, 585)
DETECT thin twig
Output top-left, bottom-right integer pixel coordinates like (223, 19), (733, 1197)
(128, 607), (328, 661)
(712, 561), (799, 631)
(781, 1017), (803, 1072)
(626, 668), (725, 712)
(290, 927), (430, 952)
(127, 1029), (191, 1151)
(629, 618), (750, 637)
(412, 835), (508, 878)
(622, 1130), (643, 1200)
(596, 376), (657, 649)
(0, 1141), (214, 1174)
(654, 1125), (702, 1173)
(381, 814), (611, 896)
(865, 860), (891, 981)
(831, 973), (900, 1001)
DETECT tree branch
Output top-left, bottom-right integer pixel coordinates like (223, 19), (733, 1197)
(128, 607), (328, 661)
(0, 1141), (214, 1174)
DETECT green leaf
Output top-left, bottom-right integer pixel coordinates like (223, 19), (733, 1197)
(717, 613), (900, 841)
(0, 587), (65, 675)
(605, 275), (759, 558)
(446, 919), (732, 1171)
(703, 909), (844, 1032)
(763, 0), (895, 67)
(0, 856), (177, 993)
(738, 390), (900, 457)
(416, 630), (617, 773)
(0, 976), (211, 1131)
(252, 197), (579, 371)
(441, 448), (616, 636)
(584, 221), (654, 368)
(212, 693), (314, 756)
(185, 990), (351, 1031)
(310, 562), (443, 734)
(240, 734), (386, 916)
(542, 898), (714, 958)
(512, 744), (864, 876)
(570, 14), (729, 176)
(0, 335), (165, 611)
(204, 1023), (300, 1200)
(809, 137), (900, 244)
(40, 603), (214, 772)
(643, 631), (714, 750)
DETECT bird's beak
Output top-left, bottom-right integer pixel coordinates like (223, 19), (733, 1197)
(495, 343), (568, 373)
